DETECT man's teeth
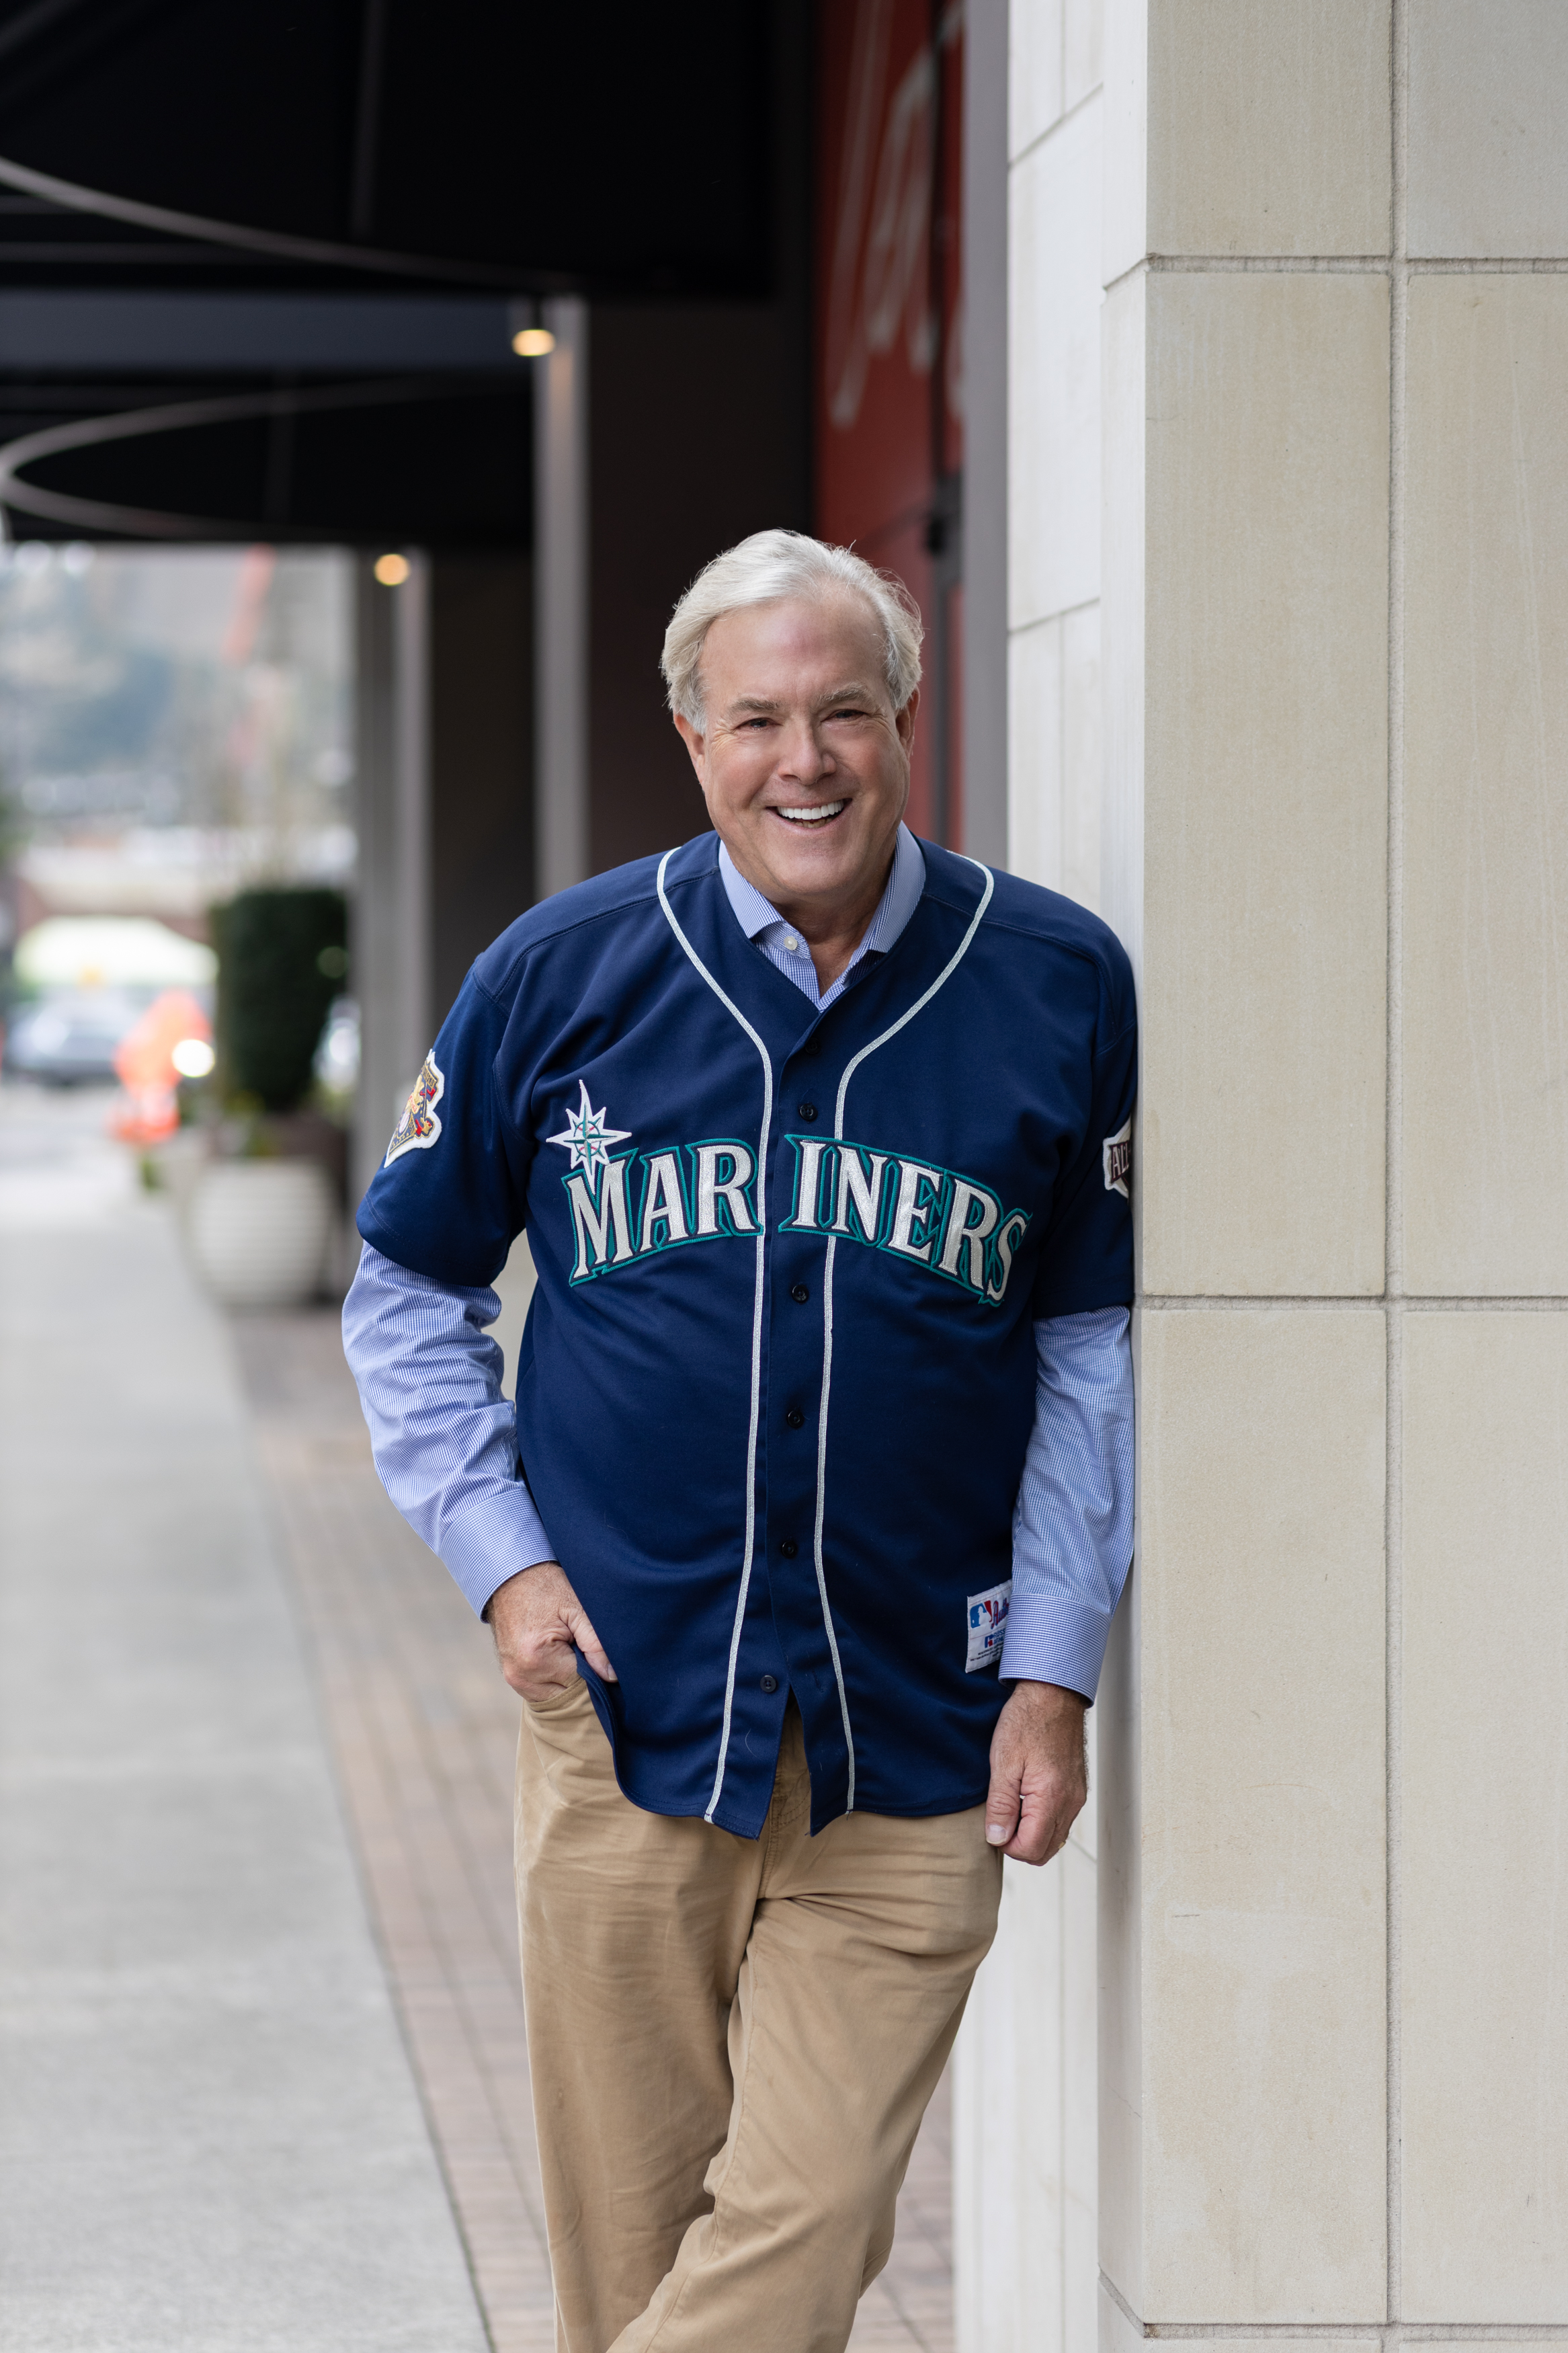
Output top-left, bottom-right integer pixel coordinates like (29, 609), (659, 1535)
(776, 801), (845, 824)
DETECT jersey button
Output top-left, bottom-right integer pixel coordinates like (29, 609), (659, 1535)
(785, 1406), (804, 1429)
(800, 1038), (821, 1057)
(797, 1100), (817, 1121)
(780, 1538), (798, 1558)
(759, 1673), (779, 1694)
(790, 1282), (809, 1304)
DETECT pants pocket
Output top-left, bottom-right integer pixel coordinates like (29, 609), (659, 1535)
(524, 1673), (587, 1717)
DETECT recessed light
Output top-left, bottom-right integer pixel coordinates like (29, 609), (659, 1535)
(374, 552), (411, 587)
(511, 327), (556, 357)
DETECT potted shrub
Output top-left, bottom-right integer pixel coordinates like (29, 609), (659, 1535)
(186, 887), (349, 1310)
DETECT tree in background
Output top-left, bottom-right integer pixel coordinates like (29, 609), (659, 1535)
(211, 887), (347, 1115)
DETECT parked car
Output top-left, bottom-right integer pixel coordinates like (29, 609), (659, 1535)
(4, 989), (143, 1084)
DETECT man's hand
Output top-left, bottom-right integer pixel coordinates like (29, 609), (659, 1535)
(484, 1561), (618, 1704)
(985, 1680), (1087, 1864)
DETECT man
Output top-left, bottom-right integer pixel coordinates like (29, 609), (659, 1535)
(343, 529), (1134, 2353)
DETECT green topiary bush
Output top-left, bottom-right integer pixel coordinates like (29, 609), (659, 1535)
(211, 887), (347, 1113)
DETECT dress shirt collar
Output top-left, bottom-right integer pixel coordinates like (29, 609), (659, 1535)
(716, 822), (926, 967)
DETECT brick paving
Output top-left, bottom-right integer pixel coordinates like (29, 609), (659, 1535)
(235, 1304), (955, 2353)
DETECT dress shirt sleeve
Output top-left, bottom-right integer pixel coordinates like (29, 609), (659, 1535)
(1000, 1305), (1134, 1701)
(341, 1240), (555, 1618)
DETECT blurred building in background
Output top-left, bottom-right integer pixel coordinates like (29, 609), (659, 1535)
(2, 4), (1566, 2349)
(0, 544), (352, 937)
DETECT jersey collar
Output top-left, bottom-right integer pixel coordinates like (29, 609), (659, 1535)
(715, 822), (926, 1002)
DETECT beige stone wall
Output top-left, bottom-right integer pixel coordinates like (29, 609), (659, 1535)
(960, 7), (1568, 2343)
(1096, 1), (1568, 2343)
(1004, 0), (1106, 914)
(954, 13), (1108, 2348)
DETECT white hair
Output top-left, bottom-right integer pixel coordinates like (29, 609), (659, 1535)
(659, 528), (923, 727)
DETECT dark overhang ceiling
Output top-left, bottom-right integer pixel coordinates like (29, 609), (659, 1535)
(0, 0), (792, 543)
(0, 0), (775, 297)
(0, 374), (536, 545)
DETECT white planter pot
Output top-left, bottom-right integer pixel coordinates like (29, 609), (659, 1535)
(187, 1158), (335, 1310)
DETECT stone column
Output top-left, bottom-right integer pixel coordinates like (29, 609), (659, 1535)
(1392, 2), (1568, 2328)
(954, 11), (1108, 2350)
(1095, 2), (1568, 2346)
(957, 4), (1568, 2346)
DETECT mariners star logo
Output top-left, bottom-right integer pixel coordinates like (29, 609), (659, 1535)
(547, 1080), (631, 1179)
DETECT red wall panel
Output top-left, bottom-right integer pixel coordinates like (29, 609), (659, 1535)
(814, 0), (963, 843)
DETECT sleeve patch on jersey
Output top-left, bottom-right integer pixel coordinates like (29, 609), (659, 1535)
(385, 1051), (445, 1165)
(1103, 1117), (1132, 1198)
(966, 1580), (1013, 1672)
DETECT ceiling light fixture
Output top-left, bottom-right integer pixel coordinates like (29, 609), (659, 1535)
(373, 551), (410, 587)
(511, 326), (555, 357)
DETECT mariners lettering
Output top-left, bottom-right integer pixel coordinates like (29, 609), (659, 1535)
(567, 1140), (757, 1282)
(833, 1146), (888, 1242)
(694, 1141), (757, 1236)
(638, 1152), (688, 1253)
(783, 1134), (1031, 1305)
(562, 1125), (1030, 1302)
(788, 1138), (830, 1230)
(565, 1159), (636, 1277)
(886, 1160), (944, 1263)
(940, 1179), (1002, 1288)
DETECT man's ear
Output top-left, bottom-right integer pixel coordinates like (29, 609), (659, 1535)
(895, 688), (920, 754)
(673, 711), (708, 783)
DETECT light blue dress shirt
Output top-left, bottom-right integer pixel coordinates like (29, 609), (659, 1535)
(344, 826), (1134, 1702)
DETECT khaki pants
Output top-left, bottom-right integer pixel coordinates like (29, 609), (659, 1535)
(514, 1679), (1003, 2353)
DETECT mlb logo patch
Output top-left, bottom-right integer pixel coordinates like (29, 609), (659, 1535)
(965, 1579), (1013, 1673)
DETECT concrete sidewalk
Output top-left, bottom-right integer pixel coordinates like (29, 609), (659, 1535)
(0, 1084), (955, 2353)
(0, 1086), (488, 2353)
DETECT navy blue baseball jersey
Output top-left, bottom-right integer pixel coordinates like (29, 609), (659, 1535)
(358, 832), (1136, 1837)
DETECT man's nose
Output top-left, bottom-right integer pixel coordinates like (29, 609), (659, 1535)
(776, 716), (833, 782)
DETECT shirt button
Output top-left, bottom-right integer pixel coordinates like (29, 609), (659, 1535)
(780, 1538), (798, 1558)
(797, 1101), (817, 1121)
(784, 934), (800, 951)
(759, 1674), (779, 1694)
(785, 1406), (804, 1429)
(790, 1283), (809, 1304)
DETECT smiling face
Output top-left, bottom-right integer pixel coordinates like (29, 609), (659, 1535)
(673, 592), (917, 932)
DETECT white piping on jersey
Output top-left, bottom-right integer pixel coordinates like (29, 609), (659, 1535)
(656, 850), (774, 1825)
(809, 1241), (854, 1789)
(814, 857), (997, 1812)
